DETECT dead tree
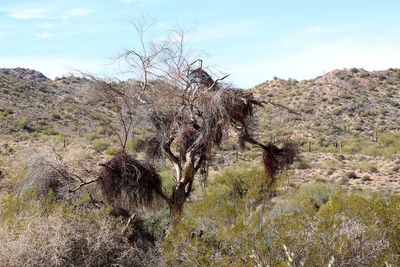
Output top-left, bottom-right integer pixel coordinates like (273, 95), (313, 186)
(82, 21), (298, 226)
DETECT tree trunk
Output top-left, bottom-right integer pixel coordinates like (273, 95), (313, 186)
(169, 163), (195, 228)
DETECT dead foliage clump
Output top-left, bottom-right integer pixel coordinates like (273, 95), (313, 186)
(262, 142), (298, 178)
(145, 135), (163, 160)
(99, 151), (163, 213)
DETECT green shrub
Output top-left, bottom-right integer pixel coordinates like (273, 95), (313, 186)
(320, 159), (343, 171)
(126, 137), (145, 152)
(106, 146), (119, 156)
(92, 138), (111, 152)
(15, 118), (28, 129)
(353, 161), (379, 172)
(52, 112), (63, 120)
(163, 162), (400, 266)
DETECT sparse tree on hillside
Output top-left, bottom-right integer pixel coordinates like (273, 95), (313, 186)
(81, 21), (298, 226)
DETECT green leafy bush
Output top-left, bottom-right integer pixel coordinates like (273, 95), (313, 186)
(163, 162), (400, 266)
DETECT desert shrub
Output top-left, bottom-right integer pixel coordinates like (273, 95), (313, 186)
(344, 171), (358, 179)
(354, 161), (379, 172)
(106, 145), (119, 156)
(350, 67), (359, 73)
(312, 134), (400, 157)
(362, 175), (372, 181)
(320, 159), (343, 171)
(163, 162), (400, 266)
(391, 165), (400, 172)
(296, 158), (311, 169)
(92, 138), (111, 152)
(52, 112), (63, 120)
(0, 174), (161, 267)
(18, 154), (75, 201)
(126, 137), (145, 152)
(218, 141), (237, 151)
(0, 207), (159, 267)
(15, 117), (28, 129)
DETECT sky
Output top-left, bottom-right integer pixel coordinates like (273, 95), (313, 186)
(0, 0), (400, 88)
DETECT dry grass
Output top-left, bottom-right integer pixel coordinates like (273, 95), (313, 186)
(0, 208), (159, 267)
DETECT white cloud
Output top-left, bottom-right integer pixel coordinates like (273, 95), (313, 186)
(6, 7), (50, 20)
(302, 25), (342, 35)
(193, 20), (260, 42)
(3, 6), (93, 20)
(116, 0), (157, 5)
(116, 0), (156, 4)
(37, 23), (56, 29)
(36, 32), (51, 39)
(62, 8), (93, 20)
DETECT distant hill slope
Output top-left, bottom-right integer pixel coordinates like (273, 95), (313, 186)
(1, 67), (399, 193)
(0, 68), (95, 136)
(252, 68), (400, 142)
(1, 67), (400, 142)
(0, 68), (49, 83)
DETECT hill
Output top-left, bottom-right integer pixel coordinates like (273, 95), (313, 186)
(1, 67), (399, 194)
(253, 68), (400, 139)
(250, 68), (400, 192)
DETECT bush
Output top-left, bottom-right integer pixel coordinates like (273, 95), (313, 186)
(18, 154), (75, 201)
(0, 208), (159, 266)
(344, 171), (358, 179)
(163, 162), (400, 266)
(354, 161), (379, 173)
(126, 137), (145, 152)
(0, 180), (160, 267)
(92, 138), (111, 152)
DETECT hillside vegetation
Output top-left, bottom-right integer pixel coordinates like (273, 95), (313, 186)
(0, 67), (399, 266)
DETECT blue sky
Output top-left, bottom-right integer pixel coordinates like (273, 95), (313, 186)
(0, 0), (400, 88)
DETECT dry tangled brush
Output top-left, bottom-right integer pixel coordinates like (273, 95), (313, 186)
(98, 151), (163, 213)
(0, 211), (159, 267)
(19, 154), (76, 201)
(262, 142), (298, 178)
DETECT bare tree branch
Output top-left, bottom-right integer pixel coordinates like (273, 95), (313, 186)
(69, 177), (101, 193)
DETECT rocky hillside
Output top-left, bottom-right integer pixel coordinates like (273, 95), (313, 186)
(0, 68), (49, 83)
(1, 67), (399, 141)
(0, 69), (96, 137)
(253, 68), (400, 142)
(1, 67), (400, 193)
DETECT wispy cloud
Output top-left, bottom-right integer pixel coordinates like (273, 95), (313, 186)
(36, 32), (51, 39)
(3, 5), (94, 20)
(37, 23), (56, 29)
(302, 25), (342, 35)
(6, 7), (50, 20)
(116, 0), (154, 4)
(193, 20), (260, 42)
(62, 8), (93, 20)
(115, 0), (161, 6)
(282, 25), (346, 48)
(117, 0), (135, 3)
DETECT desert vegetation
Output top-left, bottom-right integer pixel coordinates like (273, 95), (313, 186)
(0, 23), (400, 266)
